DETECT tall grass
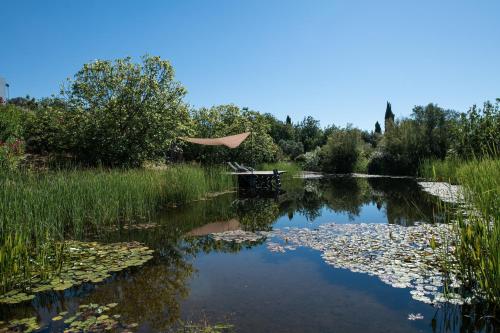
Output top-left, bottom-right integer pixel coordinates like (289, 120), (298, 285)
(259, 162), (302, 177)
(418, 158), (462, 184)
(422, 158), (499, 306)
(0, 165), (234, 292)
(454, 159), (499, 305)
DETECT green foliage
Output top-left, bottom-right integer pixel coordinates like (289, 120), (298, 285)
(296, 147), (321, 171)
(374, 121), (382, 134)
(450, 101), (499, 159)
(60, 55), (191, 167)
(24, 105), (83, 155)
(278, 139), (303, 159)
(296, 116), (324, 152)
(384, 101), (395, 132)
(187, 105), (279, 166)
(421, 158), (499, 305)
(320, 127), (362, 173)
(259, 161), (301, 176)
(0, 105), (26, 170)
(0, 104), (26, 141)
(0, 166), (234, 292)
(418, 158), (462, 183)
(453, 159), (499, 305)
(370, 104), (455, 175)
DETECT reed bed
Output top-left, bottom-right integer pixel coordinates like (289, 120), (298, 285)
(422, 158), (499, 306)
(418, 158), (462, 184)
(0, 165), (234, 292)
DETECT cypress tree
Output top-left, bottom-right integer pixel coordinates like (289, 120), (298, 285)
(384, 101), (395, 132)
(286, 115), (292, 125)
(374, 121), (382, 134)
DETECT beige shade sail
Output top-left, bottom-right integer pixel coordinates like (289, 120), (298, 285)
(180, 132), (250, 149)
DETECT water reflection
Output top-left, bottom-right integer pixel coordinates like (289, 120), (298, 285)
(0, 177), (494, 333)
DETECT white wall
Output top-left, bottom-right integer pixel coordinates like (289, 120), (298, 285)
(0, 77), (6, 101)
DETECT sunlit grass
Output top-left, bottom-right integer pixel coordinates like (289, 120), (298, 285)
(0, 165), (234, 292)
(421, 158), (499, 306)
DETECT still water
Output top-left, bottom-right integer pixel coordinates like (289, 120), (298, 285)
(0, 177), (492, 332)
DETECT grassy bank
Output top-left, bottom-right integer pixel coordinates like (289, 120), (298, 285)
(259, 162), (301, 176)
(421, 158), (499, 306)
(0, 165), (234, 292)
(418, 158), (462, 184)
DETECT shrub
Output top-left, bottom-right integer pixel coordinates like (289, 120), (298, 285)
(278, 139), (304, 159)
(320, 128), (361, 173)
(296, 147), (321, 171)
(451, 101), (499, 159)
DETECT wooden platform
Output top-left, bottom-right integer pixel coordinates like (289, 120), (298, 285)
(230, 170), (286, 192)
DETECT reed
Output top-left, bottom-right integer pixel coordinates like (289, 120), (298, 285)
(422, 158), (499, 306)
(418, 158), (462, 184)
(453, 159), (499, 305)
(0, 165), (234, 292)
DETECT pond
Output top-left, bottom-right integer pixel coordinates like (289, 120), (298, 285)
(0, 176), (493, 332)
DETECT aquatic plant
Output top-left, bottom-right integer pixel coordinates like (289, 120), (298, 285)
(418, 158), (462, 184)
(419, 158), (499, 306)
(453, 159), (499, 306)
(0, 241), (154, 304)
(0, 302), (138, 332)
(0, 165), (234, 295)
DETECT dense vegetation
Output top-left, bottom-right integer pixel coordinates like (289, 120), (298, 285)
(0, 166), (233, 292)
(1, 55), (498, 174)
(0, 55), (499, 307)
(420, 158), (499, 306)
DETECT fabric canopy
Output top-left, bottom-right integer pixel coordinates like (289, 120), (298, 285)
(181, 132), (250, 149)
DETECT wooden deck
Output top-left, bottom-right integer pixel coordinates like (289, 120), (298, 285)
(229, 171), (286, 175)
(229, 170), (286, 192)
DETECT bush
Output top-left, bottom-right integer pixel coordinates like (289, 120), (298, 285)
(0, 105), (27, 170)
(278, 139), (304, 159)
(451, 101), (499, 159)
(60, 55), (191, 167)
(186, 105), (280, 166)
(320, 128), (361, 173)
(296, 147), (321, 171)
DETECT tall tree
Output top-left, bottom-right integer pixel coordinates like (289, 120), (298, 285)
(296, 116), (323, 152)
(374, 121), (382, 134)
(62, 55), (190, 167)
(285, 115), (292, 125)
(384, 101), (395, 132)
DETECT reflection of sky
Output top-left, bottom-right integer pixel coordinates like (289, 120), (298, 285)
(275, 203), (387, 229)
(182, 245), (437, 333)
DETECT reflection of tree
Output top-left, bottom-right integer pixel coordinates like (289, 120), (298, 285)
(367, 178), (438, 225)
(429, 302), (498, 333)
(278, 179), (324, 222)
(183, 236), (266, 254)
(320, 177), (372, 219)
(84, 255), (195, 331)
(234, 198), (281, 231)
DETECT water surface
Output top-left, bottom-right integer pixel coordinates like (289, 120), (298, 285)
(0, 177), (491, 332)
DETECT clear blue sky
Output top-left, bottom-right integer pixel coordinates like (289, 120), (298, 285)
(1, 0), (499, 130)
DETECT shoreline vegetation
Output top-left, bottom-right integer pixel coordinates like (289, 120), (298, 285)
(0, 165), (234, 294)
(419, 158), (499, 307)
(0, 55), (498, 319)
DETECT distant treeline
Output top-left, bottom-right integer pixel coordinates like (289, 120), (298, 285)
(1, 55), (499, 174)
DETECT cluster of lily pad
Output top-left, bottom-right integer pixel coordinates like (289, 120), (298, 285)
(0, 241), (154, 305)
(0, 302), (138, 333)
(0, 317), (39, 333)
(209, 222), (468, 306)
(418, 182), (464, 204)
(266, 223), (466, 305)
